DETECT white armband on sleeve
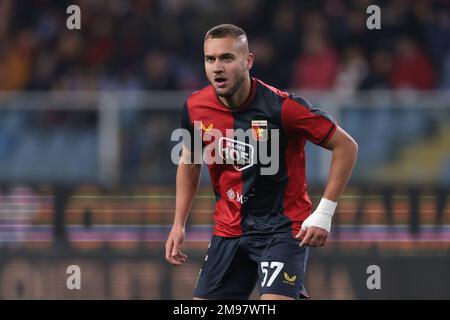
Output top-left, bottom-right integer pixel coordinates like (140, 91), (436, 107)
(301, 198), (337, 233)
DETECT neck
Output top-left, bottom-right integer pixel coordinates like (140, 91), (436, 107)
(219, 76), (252, 109)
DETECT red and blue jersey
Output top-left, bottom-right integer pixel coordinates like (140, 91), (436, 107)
(181, 77), (336, 238)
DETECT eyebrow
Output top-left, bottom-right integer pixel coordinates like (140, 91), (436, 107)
(205, 53), (236, 59)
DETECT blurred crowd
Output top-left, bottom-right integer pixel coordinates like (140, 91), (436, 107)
(0, 0), (449, 92)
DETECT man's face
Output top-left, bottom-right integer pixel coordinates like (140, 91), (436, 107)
(204, 36), (253, 97)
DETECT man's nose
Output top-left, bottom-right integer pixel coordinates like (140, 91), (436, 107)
(212, 61), (224, 73)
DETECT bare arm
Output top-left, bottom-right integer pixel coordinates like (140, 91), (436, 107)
(321, 126), (358, 202)
(298, 126), (358, 247)
(165, 146), (202, 266)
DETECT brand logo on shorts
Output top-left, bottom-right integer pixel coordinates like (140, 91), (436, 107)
(283, 272), (297, 285)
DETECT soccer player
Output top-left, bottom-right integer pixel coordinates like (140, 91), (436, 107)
(165, 24), (358, 300)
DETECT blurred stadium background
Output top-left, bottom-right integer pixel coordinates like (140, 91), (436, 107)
(0, 0), (449, 299)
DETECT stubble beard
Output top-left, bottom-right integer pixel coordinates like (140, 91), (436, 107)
(215, 73), (246, 98)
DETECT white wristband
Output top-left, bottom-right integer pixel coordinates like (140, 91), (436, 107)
(315, 198), (337, 217)
(301, 198), (337, 233)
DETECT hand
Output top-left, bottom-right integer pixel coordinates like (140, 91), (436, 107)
(296, 225), (329, 248)
(165, 226), (188, 266)
(295, 198), (337, 248)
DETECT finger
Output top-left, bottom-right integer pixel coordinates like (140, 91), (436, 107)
(179, 252), (188, 260)
(171, 255), (187, 265)
(306, 234), (316, 247)
(300, 232), (311, 247)
(295, 228), (306, 239)
(311, 233), (328, 247)
(166, 239), (184, 265)
(171, 244), (188, 264)
(171, 241), (180, 257)
(166, 255), (181, 265)
(317, 234), (328, 247)
(165, 239), (174, 261)
(300, 231), (313, 247)
(313, 229), (328, 242)
(174, 252), (188, 261)
(310, 235), (322, 247)
(168, 252), (184, 265)
(170, 259), (183, 266)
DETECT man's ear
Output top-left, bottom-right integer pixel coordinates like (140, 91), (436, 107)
(247, 53), (254, 71)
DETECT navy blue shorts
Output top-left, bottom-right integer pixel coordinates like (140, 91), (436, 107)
(193, 235), (310, 299)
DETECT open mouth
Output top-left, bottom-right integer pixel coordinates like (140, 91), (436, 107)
(214, 77), (227, 87)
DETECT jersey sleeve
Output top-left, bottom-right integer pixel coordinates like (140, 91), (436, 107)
(180, 101), (203, 164)
(180, 101), (194, 143)
(281, 95), (337, 145)
(180, 101), (202, 159)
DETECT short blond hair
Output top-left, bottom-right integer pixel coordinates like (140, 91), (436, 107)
(204, 24), (246, 41)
